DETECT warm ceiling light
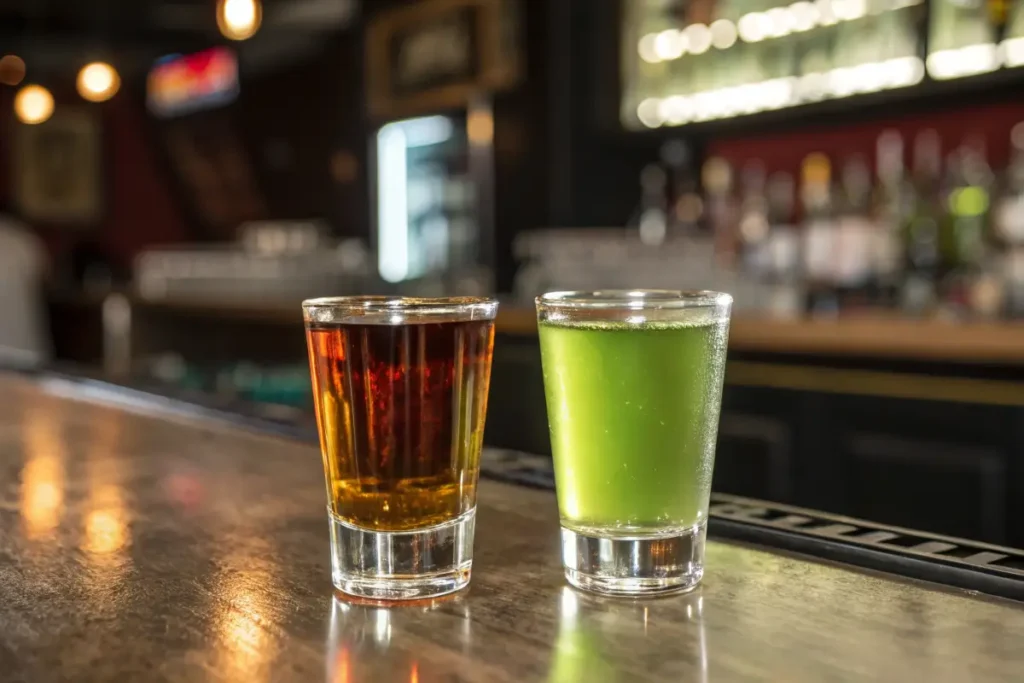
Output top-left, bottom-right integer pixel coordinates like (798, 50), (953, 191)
(77, 62), (121, 102)
(218, 0), (262, 41)
(14, 84), (54, 125)
(0, 54), (26, 86)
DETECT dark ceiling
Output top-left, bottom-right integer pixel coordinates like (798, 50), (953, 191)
(0, 0), (359, 78)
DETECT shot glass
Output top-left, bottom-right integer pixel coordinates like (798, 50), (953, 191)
(303, 296), (498, 600)
(536, 290), (732, 595)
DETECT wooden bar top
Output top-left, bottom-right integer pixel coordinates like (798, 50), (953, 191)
(3, 372), (1024, 682)
(496, 306), (1024, 364)
(100, 294), (1024, 364)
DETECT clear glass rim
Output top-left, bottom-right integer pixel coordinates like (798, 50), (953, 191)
(536, 290), (732, 311)
(303, 296), (498, 323)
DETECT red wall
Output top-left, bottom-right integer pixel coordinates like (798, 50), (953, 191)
(0, 84), (188, 273)
(707, 101), (1024, 179)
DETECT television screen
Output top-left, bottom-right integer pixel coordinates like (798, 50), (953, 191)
(147, 47), (239, 118)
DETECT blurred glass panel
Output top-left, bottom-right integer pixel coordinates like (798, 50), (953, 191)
(375, 115), (479, 284)
(622, 0), (924, 128)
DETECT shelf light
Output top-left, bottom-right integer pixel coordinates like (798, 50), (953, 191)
(789, 2), (820, 31)
(636, 97), (664, 128)
(634, 56), (923, 129)
(710, 20), (738, 50)
(738, 13), (771, 43)
(638, 32), (661, 63)
(653, 29), (687, 60)
(734, 0), (920, 45)
(683, 24), (713, 55)
(766, 7), (796, 37)
(926, 44), (999, 80)
(816, 0), (839, 25)
(635, 0), (923, 65)
(1002, 37), (1024, 68)
(832, 0), (867, 21)
(660, 95), (692, 125)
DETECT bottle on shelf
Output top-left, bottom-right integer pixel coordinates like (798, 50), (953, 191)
(662, 140), (703, 240)
(703, 156), (739, 266)
(940, 134), (999, 317)
(901, 129), (943, 315)
(996, 122), (1024, 317)
(636, 163), (670, 247)
(801, 152), (839, 316)
(871, 129), (908, 306)
(737, 159), (770, 273)
(834, 154), (876, 308)
(764, 171), (804, 317)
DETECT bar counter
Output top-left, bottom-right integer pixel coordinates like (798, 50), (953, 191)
(3, 371), (1024, 682)
(49, 292), (1024, 364)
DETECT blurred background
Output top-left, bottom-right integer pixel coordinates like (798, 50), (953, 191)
(3, 0), (1024, 546)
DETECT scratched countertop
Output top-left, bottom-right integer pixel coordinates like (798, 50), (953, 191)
(1, 372), (1023, 682)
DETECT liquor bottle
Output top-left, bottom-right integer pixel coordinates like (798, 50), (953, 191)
(662, 140), (702, 240)
(737, 160), (770, 274)
(834, 155), (875, 306)
(636, 163), (670, 246)
(872, 130), (907, 305)
(993, 123), (1024, 316)
(901, 130), (943, 315)
(940, 135), (998, 316)
(703, 156), (738, 266)
(765, 171), (804, 317)
(801, 152), (839, 316)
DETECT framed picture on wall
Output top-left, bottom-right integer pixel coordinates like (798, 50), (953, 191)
(13, 107), (102, 225)
(366, 0), (521, 120)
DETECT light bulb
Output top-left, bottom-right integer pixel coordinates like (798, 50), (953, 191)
(217, 0), (262, 41)
(77, 62), (121, 102)
(15, 84), (54, 125)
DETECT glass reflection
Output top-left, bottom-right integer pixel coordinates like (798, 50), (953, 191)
(82, 484), (126, 557)
(327, 595), (469, 682)
(20, 409), (67, 539)
(548, 587), (707, 683)
(81, 416), (131, 568)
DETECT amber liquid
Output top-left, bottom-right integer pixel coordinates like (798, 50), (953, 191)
(306, 319), (495, 531)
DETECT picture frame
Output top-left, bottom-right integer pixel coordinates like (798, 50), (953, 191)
(13, 107), (102, 225)
(366, 0), (521, 120)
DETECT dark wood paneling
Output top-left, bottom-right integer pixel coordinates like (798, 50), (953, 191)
(845, 433), (1007, 543)
(715, 411), (793, 502)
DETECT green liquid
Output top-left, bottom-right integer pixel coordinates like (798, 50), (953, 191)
(539, 319), (728, 532)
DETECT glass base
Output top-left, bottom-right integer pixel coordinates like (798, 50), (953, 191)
(561, 520), (707, 596)
(328, 507), (474, 601)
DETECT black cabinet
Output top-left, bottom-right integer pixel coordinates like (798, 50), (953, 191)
(717, 384), (1023, 546)
(715, 387), (798, 503)
(797, 395), (1015, 544)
